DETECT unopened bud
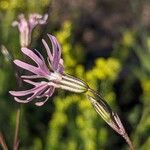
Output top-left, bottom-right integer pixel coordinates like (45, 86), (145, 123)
(87, 95), (111, 123)
(87, 91), (134, 150)
(12, 13), (48, 47)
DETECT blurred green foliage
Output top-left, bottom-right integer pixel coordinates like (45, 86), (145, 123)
(0, 0), (150, 150)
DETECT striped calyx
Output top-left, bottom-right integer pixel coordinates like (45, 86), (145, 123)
(52, 74), (89, 93)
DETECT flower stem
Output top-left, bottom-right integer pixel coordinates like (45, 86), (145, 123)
(0, 132), (8, 150)
(13, 108), (21, 150)
(122, 133), (134, 150)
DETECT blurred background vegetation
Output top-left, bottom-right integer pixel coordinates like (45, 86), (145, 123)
(0, 0), (150, 149)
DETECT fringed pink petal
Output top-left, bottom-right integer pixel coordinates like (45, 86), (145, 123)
(37, 86), (55, 98)
(9, 90), (33, 97)
(14, 60), (46, 76)
(57, 59), (64, 73)
(42, 39), (53, 62)
(14, 97), (32, 103)
(35, 97), (49, 106)
(28, 13), (48, 31)
(21, 47), (43, 66)
(11, 84), (48, 103)
(58, 65), (64, 74)
(21, 75), (44, 79)
(47, 86), (55, 96)
(14, 92), (38, 103)
(35, 86), (55, 106)
(23, 79), (40, 86)
(33, 49), (45, 62)
(9, 83), (47, 97)
(47, 34), (61, 70)
(21, 48), (50, 74)
(33, 49), (50, 74)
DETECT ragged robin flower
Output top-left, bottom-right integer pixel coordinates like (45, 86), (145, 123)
(9, 34), (134, 149)
(9, 34), (88, 106)
(12, 13), (48, 47)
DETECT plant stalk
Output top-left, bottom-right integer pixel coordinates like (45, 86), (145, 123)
(13, 108), (21, 150)
(0, 132), (8, 150)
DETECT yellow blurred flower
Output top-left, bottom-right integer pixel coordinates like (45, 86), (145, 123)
(92, 58), (121, 80)
(142, 79), (150, 97)
(0, 0), (9, 10)
(122, 31), (135, 47)
(146, 37), (150, 49)
(76, 115), (85, 128)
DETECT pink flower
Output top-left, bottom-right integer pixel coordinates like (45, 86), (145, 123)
(9, 34), (88, 106)
(12, 13), (48, 47)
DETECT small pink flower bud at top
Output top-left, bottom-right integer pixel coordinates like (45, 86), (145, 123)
(12, 13), (48, 47)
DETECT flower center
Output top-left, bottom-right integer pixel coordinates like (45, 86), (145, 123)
(47, 71), (62, 82)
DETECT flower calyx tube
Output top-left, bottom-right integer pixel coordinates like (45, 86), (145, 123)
(52, 74), (89, 93)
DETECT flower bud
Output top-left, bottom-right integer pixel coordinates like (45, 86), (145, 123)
(87, 95), (111, 123)
(12, 13), (48, 47)
(87, 92), (134, 150)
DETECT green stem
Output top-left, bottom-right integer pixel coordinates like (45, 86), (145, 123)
(13, 108), (21, 150)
